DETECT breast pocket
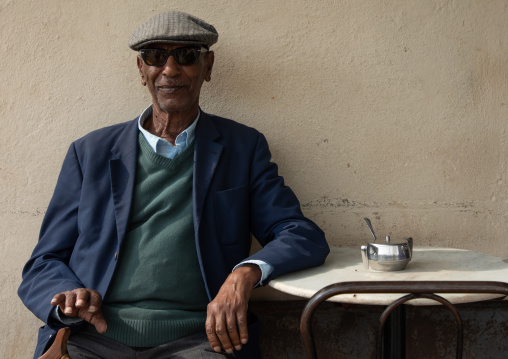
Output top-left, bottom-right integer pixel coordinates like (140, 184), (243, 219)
(214, 185), (250, 246)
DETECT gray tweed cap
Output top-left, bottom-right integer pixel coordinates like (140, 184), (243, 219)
(129, 11), (218, 50)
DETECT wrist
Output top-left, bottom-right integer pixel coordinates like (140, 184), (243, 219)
(232, 264), (262, 288)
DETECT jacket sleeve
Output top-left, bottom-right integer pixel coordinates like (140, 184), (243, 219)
(18, 142), (86, 328)
(244, 132), (330, 284)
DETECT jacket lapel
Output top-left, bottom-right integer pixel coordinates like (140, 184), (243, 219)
(109, 119), (139, 247)
(108, 113), (223, 245)
(193, 111), (223, 233)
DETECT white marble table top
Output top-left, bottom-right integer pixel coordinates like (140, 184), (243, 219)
(268, 246), (508, 306)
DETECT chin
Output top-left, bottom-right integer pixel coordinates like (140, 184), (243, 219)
(156, 100), (197, 115)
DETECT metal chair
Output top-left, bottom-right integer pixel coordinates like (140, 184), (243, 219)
(300, 281), (508, 359)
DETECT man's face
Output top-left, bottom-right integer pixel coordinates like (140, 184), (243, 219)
(137, 43), (214, 116)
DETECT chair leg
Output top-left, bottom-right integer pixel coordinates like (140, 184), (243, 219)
(38, 327), (72, 359)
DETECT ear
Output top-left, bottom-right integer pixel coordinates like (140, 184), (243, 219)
(137, 56), (147, 86)
(204, 51), (215, 82)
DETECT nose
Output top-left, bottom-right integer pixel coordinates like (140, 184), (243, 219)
(161, 55), (181, 77)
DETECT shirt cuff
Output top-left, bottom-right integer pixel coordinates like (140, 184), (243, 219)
(50, 306), (84, 326)
(233, 260), (273, 287)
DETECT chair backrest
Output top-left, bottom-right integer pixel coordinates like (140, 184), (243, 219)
(299, 281), (508, 359)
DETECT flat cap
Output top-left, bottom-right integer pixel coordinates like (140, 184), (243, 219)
(129, 11), (218, 50)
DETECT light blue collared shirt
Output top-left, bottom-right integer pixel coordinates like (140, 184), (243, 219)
(138, 105), (198, 159)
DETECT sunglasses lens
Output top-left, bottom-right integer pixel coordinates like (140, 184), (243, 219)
(175, 47), (200, 65)
(141, 47), (203, 67)
(142, 49), (168, 66)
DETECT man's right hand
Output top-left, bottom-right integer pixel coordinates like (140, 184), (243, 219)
(51, 288), (107, 333)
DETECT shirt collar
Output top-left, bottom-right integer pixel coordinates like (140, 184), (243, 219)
(137, 105), (199, 156)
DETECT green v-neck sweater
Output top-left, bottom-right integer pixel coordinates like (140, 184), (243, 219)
(97, 133), (209, 347)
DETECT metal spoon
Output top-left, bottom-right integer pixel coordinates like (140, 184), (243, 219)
(363, 217), (377, 243)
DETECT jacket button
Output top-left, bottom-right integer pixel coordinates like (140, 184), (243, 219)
(114, 252), (118, 260)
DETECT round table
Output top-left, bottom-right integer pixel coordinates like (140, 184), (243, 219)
(268, 246), (508, 358)
(269, 246), (508, 305)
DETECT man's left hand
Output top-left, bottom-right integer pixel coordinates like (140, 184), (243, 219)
(206, 264), (261, 354)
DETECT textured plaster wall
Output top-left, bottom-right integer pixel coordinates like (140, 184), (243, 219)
(1, 0), (507, 357)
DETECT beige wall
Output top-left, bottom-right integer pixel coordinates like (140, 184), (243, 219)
(2, 0), (507, 356)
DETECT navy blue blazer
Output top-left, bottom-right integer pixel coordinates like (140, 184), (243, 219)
(19, 111), (329, 358)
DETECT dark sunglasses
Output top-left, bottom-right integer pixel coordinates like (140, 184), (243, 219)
(139, 46), (208, 67)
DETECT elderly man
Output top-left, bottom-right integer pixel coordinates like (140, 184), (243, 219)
(19, 11), (329, 359)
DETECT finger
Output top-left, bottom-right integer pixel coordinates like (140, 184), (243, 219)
(50, 293), (65, 306)
(75, 289), (91, 308)
(89, 310), (107, 334)
(63, 292), (77, 316)
(87, 290), (102, 313)
(236, 311), (249, 345)
(205, 315), (222, 353)
(226, 313), (242, 352)
(215, 313), (234, 354)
